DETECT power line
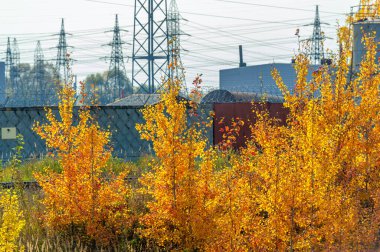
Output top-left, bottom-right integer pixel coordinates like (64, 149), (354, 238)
(213, 0), (346, 15)
(84, 0), (134, 7)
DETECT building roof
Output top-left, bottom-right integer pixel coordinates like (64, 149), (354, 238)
(107, 93), (189, 107)
(107, 94), (162, 106)
(201, 89), (284, 104)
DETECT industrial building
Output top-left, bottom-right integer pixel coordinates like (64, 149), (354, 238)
(0, 2), (378, 161)
(353, 18), (380, 72)
(219, 7), (380, 98)
(220, 63), (319, 97)
(218, 5), (326, 98)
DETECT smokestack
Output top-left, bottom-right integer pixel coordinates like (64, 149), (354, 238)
(239, 45), (246, 68)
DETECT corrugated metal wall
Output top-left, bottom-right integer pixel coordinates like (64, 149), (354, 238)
(0, 103), (286, 162)
(0, 105), (213, 162)
(213, 102), (288, 148)
(0, 106), (153, 161)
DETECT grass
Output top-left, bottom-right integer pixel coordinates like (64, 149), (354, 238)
(0, 157), (61, 183)
(0, 155), (157, 251)
(0, 155), (154, 183)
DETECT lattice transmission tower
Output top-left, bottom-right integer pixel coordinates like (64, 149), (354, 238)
(306, 5), (329, 65)
(105, 14), (131, 103)
(168, 0), (185, 84)
(11, 38), (21, 96)
(34, 41), (45, 104)
(5, 37), (12, 94)
(55, 18), (72, 85)
(132, 0), (169, 94)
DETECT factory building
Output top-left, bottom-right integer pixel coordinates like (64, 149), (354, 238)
(220, 63), (319, 97)
(353, 19), (380, 72)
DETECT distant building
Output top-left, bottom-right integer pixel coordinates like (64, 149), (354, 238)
(220, 63), (319, 97)
(353, 19), (380, 72)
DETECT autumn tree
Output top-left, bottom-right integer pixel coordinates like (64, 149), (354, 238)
(33, 84), (132, 246)
(0, 189), (25, 252)
(203, 2), (380, 250)
(238, 13), (380, 251)
(136, 70), (218, 250)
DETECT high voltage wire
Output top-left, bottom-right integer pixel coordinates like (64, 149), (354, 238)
(187, 21), (293, 51)
(0, 13), (339, 49)
(84, 0), (134, 7)
(0, 25), (131, 37)
(83, 0), (349, 16)
(0, 0), (344, 84)
(213, 0), (347, 15)
(0, 27), (332, 55)
(182, 15), (341, 36)
(83, 0), (344, 25)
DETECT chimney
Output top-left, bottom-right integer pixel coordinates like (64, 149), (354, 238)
(239, 45), (247, 68)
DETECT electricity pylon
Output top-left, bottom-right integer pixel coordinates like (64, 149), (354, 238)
(105, 14), (131, 103)
(5, 37), (12, 94)
(34, 41), (45, 104)
(11, 38), (21, 96)
(132, 0), (169, 94)
(305, 5), (329, 65)
(168, 0), (185, 84)
(55, 18), (72, 85)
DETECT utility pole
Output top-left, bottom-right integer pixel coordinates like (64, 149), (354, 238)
(168, 0), (185, 83)
(55, 18), (72, 85)
(105, 14), (131, 103)
(34, 41), (45, 105)
(132, 0), (169, 94)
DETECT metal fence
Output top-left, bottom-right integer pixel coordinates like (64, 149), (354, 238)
(0, 105), (215, 162)
(0, 102), (290, 163)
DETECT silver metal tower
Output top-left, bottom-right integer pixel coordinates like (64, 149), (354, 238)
(34, 41), (45, 104)
(307, 5), (328, 65)
(105, 14), (131, 103)
(55, 18), (72, 85)
(5, 38), (12, 88)
(132, 0), (169, 94)
(11, 38), (21, 96)
(168, 0), (185, 83)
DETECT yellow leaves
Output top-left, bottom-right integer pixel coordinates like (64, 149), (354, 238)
(257, 14), (380, 250)
(354, 0), (380, 21)
(33, 85), (132, 246)
(137, 74), (216, 250)
(0, 190), (25, 252)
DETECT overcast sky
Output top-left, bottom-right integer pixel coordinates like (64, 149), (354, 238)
(0, 0), (359, 90)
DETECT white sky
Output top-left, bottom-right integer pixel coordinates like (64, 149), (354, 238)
(0, 0), (359, 90)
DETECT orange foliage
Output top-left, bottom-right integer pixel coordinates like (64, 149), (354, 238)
(136, 73), (218, 250)
(33, 85), (132, 246)
(136, 2), (380, 249)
